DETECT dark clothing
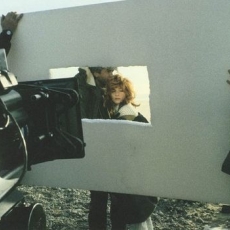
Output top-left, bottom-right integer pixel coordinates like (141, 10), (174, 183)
(75, 68), (110, 229)
(75, 68), (109, 119)
(110, 193), (157, 226)
(88, 191), (109, 230)
(0, 30), (13, 55)
(133, 112), (149, 123)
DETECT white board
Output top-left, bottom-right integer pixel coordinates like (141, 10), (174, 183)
(6, 0), (230, 204)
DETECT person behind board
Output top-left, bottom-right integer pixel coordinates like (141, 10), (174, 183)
(75, 67), (117, 230)
(0, 12), (23, 55)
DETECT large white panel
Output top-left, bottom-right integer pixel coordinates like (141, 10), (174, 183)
(7, 0), (230, 204)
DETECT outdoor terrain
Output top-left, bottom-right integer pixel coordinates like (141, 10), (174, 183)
(17, 185), (230, 230)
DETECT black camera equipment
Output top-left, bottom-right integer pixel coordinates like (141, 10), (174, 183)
(0, 49), (85, 229)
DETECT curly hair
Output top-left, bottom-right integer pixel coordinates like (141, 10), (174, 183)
(104, 74), (139, 116)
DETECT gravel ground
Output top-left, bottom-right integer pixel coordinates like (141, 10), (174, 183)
(17, 185), (230, 230)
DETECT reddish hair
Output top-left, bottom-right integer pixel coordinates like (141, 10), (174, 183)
(104, 74), (139, 115)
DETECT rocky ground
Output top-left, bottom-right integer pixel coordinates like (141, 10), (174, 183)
(17, 185), (230, 230)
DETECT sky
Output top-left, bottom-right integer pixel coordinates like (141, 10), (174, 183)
(0, 0), (123, 15)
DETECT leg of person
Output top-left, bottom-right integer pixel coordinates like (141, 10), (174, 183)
(110, 194), (127, 230)
(111, 219), (127, 230)
(111, 222), (127, 230)
(88, 191), (108, 230)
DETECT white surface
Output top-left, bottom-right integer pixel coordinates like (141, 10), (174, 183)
(7, 0), (230, 204)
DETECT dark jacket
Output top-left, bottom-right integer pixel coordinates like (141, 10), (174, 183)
(0, 30), (12, 55)
(75, 67), (109, 119)
(111, 193), (157, 224)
